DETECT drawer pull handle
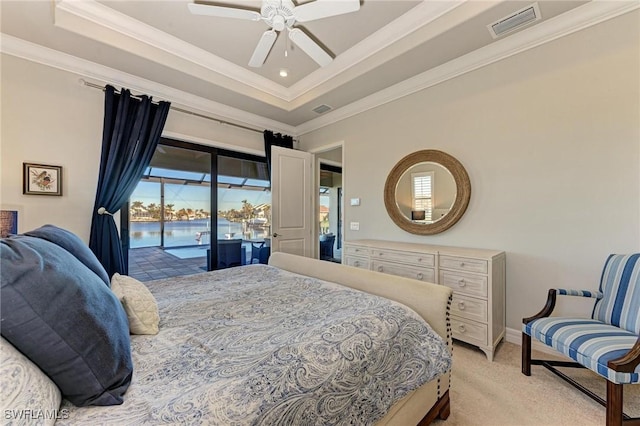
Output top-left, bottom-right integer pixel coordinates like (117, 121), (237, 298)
(460, 262), (465, 267)
(377, 266), (384, 272)
(417, 273), (423, 280)
(354, 261), (360, 267)
(458, 324), (466, 333)
(418, 257), (422, 262)
(458, 279), (466, 287)
(458, 301), (466, 310)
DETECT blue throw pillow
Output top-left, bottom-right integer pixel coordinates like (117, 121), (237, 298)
(0, 236), (133, 406)
(24, 224), (110, 286)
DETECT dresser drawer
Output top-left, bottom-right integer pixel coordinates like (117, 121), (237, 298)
(440, 255), (488, 274)
(343, 245), (370, 257)
(451, 293), (487, 323)
(451, 316), (488, 347)
(371, 249), (435, 267)
(440, 270), (488, 298)
(371, 260), (435, 283)
(343, 256), (370, 270)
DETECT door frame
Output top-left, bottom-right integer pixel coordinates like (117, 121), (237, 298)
(308, 141), (344, 260)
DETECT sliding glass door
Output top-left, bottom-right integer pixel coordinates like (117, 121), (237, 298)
(125, 139), (271, 280)
(128, 145), (212, 278)
(216, 154), (271, 267)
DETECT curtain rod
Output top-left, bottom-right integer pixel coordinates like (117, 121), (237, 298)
(79, 79), (269, 136)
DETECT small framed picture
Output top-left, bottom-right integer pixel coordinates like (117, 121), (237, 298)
(23, 163), (63, 196)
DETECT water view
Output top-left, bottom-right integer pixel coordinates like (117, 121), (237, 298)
(130, 218), (269, 248)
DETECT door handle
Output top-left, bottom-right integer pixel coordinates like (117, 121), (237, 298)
(272, 233), (279, 238)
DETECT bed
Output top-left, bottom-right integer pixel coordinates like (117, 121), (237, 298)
(1, 227), (453, 426)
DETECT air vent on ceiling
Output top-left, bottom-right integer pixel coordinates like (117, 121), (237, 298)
(312, 104), (332, 114)
(488, 3), (541, 39)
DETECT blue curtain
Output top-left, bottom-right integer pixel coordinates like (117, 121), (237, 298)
(264, 130), (294, 181)
(89, 85), (170, 277)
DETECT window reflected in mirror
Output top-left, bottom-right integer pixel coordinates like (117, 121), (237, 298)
(395, 162), (456, 224)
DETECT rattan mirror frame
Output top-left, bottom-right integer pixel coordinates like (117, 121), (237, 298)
(384, 150), (471, 235)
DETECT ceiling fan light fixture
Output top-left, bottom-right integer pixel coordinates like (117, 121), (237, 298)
(271, 15), (286, 31)
(189, 0), (360, 68)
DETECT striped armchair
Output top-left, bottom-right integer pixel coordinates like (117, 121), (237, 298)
(522, 254), (640, 426)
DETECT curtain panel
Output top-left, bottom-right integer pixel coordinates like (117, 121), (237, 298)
(89, 85), (170, 277)
(264, 130), (294, 181)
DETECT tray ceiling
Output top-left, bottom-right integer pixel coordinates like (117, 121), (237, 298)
(2, 0), (634, 134)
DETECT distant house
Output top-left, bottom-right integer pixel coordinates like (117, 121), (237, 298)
(319, 205), (329, 222)
(253, 203), (270, 220)
(131, 206), (151, 221)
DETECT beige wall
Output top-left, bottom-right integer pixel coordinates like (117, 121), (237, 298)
(1, 12), (638, 333)
(298, 12), (640, 330)
(0, 55), (263, 242)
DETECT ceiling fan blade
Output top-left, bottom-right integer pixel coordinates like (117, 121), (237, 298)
(288, 28), (332, 67)
(188, 2), (262, 21)
(248, 30), (278, 68)
(293, 0), (360, 23)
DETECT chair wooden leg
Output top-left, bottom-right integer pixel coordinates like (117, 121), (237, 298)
(607, 381), (623, 426)
(522, 332), (532, 376)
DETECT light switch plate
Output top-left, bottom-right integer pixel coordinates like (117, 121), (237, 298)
(350, 198), (360, 206)
(350, 222), (360, 231)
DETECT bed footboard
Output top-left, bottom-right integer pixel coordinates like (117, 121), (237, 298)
(269, 252), (453, 425)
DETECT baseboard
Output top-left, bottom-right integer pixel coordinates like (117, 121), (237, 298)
(504, 327), (566, 357)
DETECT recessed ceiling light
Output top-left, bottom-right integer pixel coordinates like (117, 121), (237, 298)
(279, 69), (289, 78)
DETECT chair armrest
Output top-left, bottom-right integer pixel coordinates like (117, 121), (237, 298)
(609, 337), (640, 373)
(555, 289), (603, 299)
(523, 288), (603, 325)
(523, 289), (557, 324)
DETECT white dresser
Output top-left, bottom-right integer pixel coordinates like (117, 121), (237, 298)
(343, 239), (506, 361)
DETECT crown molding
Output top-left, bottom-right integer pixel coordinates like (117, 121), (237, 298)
(2, 1), (637, 138)
(0, 34), (296, 135)
(54, 0), (291, 107)
(295, 0), (640, 135)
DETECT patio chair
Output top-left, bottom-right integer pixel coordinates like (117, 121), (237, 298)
(250, 241), (265, 264)
(258, 246), (270, 264)
(217, 239), (243, 269)
(319, 234), (335, 261)
(522, 254), (640, 426)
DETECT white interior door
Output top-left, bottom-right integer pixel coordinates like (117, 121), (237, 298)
(270, 146), (314, 257)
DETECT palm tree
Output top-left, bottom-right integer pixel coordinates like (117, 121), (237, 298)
(165, 204), (175, 221)
(130, 201), (145, 221)
(241, 199), (254, 220)
(147, 203), (160, 220)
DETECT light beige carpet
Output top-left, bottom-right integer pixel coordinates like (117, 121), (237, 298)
(432, 341), (639, 426)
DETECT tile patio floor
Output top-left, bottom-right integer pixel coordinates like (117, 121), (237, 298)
(128, 246), (208, 282)
(129, 245), (342, 282)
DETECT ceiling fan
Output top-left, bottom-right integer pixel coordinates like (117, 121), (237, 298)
(188, 0), (360, 68)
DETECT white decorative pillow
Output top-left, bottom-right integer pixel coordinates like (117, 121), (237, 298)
(0, 337), (62, 425)
(111, 273), (160, 335)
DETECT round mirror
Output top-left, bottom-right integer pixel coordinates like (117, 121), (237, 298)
(384, 150), (471, 235)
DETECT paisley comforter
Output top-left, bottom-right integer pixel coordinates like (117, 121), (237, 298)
(59, 264), (451, 425)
